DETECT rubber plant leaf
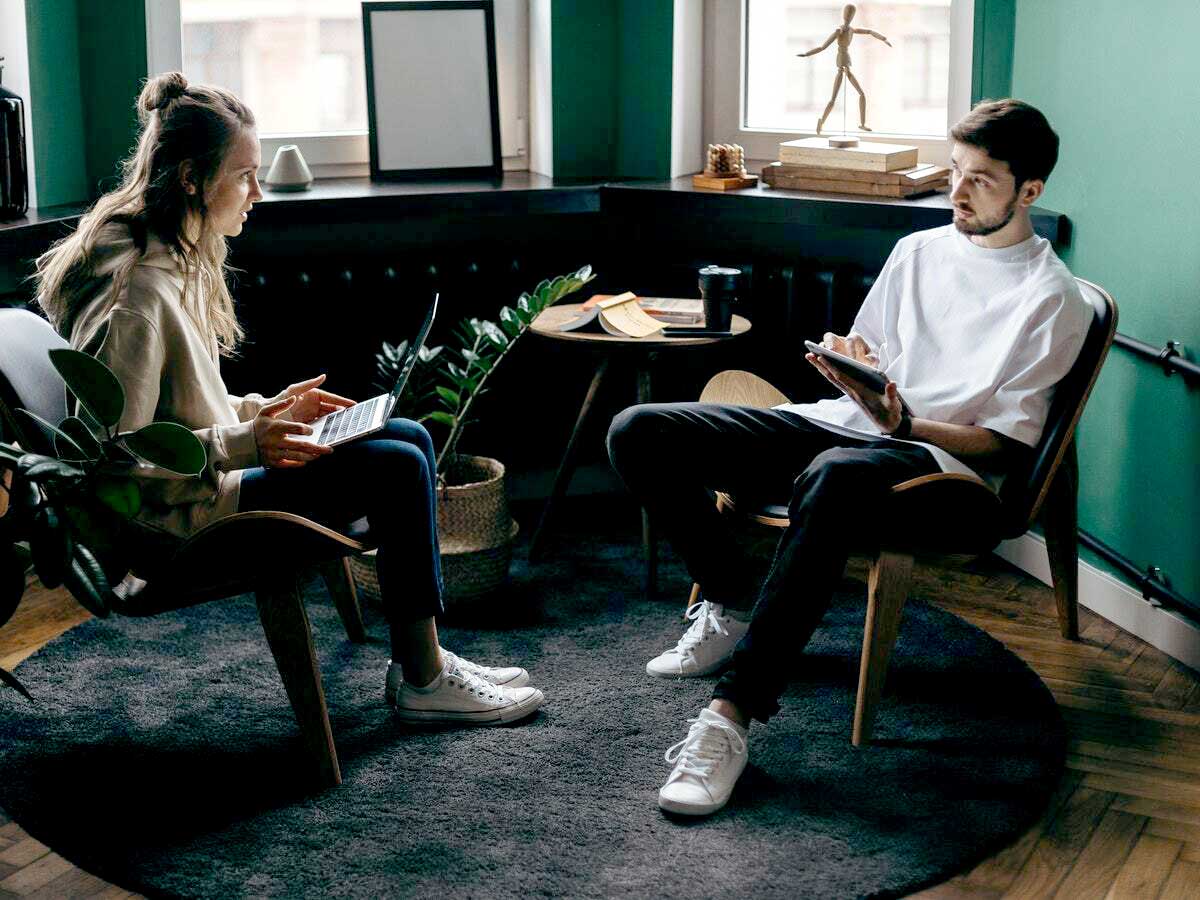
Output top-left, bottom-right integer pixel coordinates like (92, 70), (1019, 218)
(123, 423), (207, 476)
(94, 476), (141, 518)
(56, 416), (103, 461)
(16, 409), (89, 462)
(62, 542), (111, 619)
(30, 504), (72, 590)
(48, 348), (125, 429)
(0, 544), (24, 631)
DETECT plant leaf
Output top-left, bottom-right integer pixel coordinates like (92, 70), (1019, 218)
(427, 411), (457, 428)
(56, 416), (103, 462)
(18, 453), (87, 486)
(48, 348), (125, 428)
(30, 504), (71, 589)
(122, 423), (206, 475)
(0, 544), (25, 631)
(0, 667), (34, 703)
(435, 386), (461, 408)
(62, 542), (111, 618)
(94, 476), (141, 518)
(16, 408), (89, 461)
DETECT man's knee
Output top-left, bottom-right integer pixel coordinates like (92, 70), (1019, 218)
(606, 404), (676, 469)
(793, 447), (879, 506)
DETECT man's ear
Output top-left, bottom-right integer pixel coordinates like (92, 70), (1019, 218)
(178, 160), (198, 196)
(1018, 177), (1044, 208)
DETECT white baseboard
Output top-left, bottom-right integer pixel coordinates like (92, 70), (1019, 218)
(995, 533), (1200, 672)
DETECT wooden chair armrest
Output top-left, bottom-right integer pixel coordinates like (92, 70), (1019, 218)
(889, 471), (997, 496)
(118, 512), (372, 615)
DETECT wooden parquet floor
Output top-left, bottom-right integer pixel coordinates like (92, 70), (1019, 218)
(0, 556), (1198, 899)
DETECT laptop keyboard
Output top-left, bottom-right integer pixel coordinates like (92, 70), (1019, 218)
(317, 396), (381, 444)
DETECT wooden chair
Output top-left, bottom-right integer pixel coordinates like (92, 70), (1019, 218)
(0, 308), (369, 788)
(687, 277), (1117, 746)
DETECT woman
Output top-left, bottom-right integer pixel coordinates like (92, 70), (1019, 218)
(35, 72), (543, 725)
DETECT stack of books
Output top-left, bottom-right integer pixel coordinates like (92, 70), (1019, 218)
(762, 137), (949, 199)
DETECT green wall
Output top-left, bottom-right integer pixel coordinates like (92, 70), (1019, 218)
(972, 0), (1014, 102)
(1012, 0), (1200, 605)
(77, 0), (148, 195)
(24, 0), (88, 207)
(24, 0), (147, 207)
(551, 0), (673, 180)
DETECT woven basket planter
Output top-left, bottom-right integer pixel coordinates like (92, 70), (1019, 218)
(348, 455), (518, 605)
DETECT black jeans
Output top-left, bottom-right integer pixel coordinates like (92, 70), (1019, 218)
(607, 402), (950, 723)
(239, 418), (444, 626)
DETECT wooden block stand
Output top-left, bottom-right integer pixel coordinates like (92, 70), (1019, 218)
(692, 172), (759, 191)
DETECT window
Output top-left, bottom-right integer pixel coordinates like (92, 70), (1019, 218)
(147, 0), (529, 177)
(706, 0), (974, 167)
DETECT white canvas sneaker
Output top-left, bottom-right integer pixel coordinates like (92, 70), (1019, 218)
(658, 708), (750, 816)
(388, 656), (544, 725)
(385, 649), (529, 705)
(646, 600), (749, 678)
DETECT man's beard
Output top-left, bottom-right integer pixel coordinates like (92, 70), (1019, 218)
(953, 192), (1018, 237)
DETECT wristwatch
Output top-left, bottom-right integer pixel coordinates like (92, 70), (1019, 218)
(887, 411), (913, 439)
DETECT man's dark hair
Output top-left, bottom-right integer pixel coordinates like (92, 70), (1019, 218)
(950, 98), (1059, 188)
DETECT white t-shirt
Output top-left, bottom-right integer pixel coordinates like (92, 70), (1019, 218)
(778, 224), (1093, 487)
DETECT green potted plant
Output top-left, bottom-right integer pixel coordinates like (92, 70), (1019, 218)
(0, 349), (206, 698)
(353, 265), (595, 604)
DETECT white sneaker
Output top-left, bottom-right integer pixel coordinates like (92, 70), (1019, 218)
(646, 600), (749, 678)
(388, 656), (544, 725)
(385, 649), (529, 705)
(658, 708), (750, 816)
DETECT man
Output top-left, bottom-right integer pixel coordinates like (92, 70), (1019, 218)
(606, 99), (1092, 817)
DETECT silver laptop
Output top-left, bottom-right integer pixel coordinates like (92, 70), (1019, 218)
(296, 293), (438, 447)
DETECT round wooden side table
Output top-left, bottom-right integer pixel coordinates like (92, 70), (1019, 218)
(528, 303), (752, 593)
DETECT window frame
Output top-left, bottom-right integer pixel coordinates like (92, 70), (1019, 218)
(704, 0), (975, 168)
(146, 0), (530, 179)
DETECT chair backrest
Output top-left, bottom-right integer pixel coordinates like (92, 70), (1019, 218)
(996, 277), (1118, 537)
(0, 307), (71, 455)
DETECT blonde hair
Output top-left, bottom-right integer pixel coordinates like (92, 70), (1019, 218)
(35, 72), (254, 356)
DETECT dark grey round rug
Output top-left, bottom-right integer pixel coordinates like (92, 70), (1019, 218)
(0, 525), (1064, 899)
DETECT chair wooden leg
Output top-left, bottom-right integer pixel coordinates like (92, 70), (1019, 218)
(256, 579), (341, 788)
(853, 551), (913, 747)
(684, 583), (701, 619)
(1042, 441), (1080, 641)
(319, 558), (367, 644)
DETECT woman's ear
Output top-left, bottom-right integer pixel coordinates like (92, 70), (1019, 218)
(179, 160), (198, 196)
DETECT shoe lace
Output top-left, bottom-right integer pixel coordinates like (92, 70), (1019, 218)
(674, 600), (727, 657)
(447, 663), (506, 704)
(442, 649), (495, 678)
(664, 718), (746, 778)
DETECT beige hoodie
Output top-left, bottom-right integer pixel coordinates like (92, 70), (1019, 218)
(65, 225), (278, 539)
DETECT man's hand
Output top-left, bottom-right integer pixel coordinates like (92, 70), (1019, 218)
(806, 341), (905, 434)
(276, 374), (355, 425)
(254, 395), (333, 469)
(820, 332), (879, 367)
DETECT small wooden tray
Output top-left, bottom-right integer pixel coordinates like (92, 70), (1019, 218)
(692, 172), (759, 191)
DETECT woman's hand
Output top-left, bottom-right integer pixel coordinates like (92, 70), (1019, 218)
(276, 374), (355, 425)
(254, 395), (332, 468)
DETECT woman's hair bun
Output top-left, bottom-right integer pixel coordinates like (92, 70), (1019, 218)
(138, 72), (189, 116)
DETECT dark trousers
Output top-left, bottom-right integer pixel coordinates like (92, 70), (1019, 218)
(239, 418), (443, 625)
(607, 403), (946, 723)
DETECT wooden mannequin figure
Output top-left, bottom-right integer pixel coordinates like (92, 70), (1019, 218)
(797, 4), (892, 136)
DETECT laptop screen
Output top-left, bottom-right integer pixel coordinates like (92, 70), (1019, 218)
(389, 292), (439, 405)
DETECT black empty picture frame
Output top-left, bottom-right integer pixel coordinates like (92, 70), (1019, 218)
(362, 1), (502, 180)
